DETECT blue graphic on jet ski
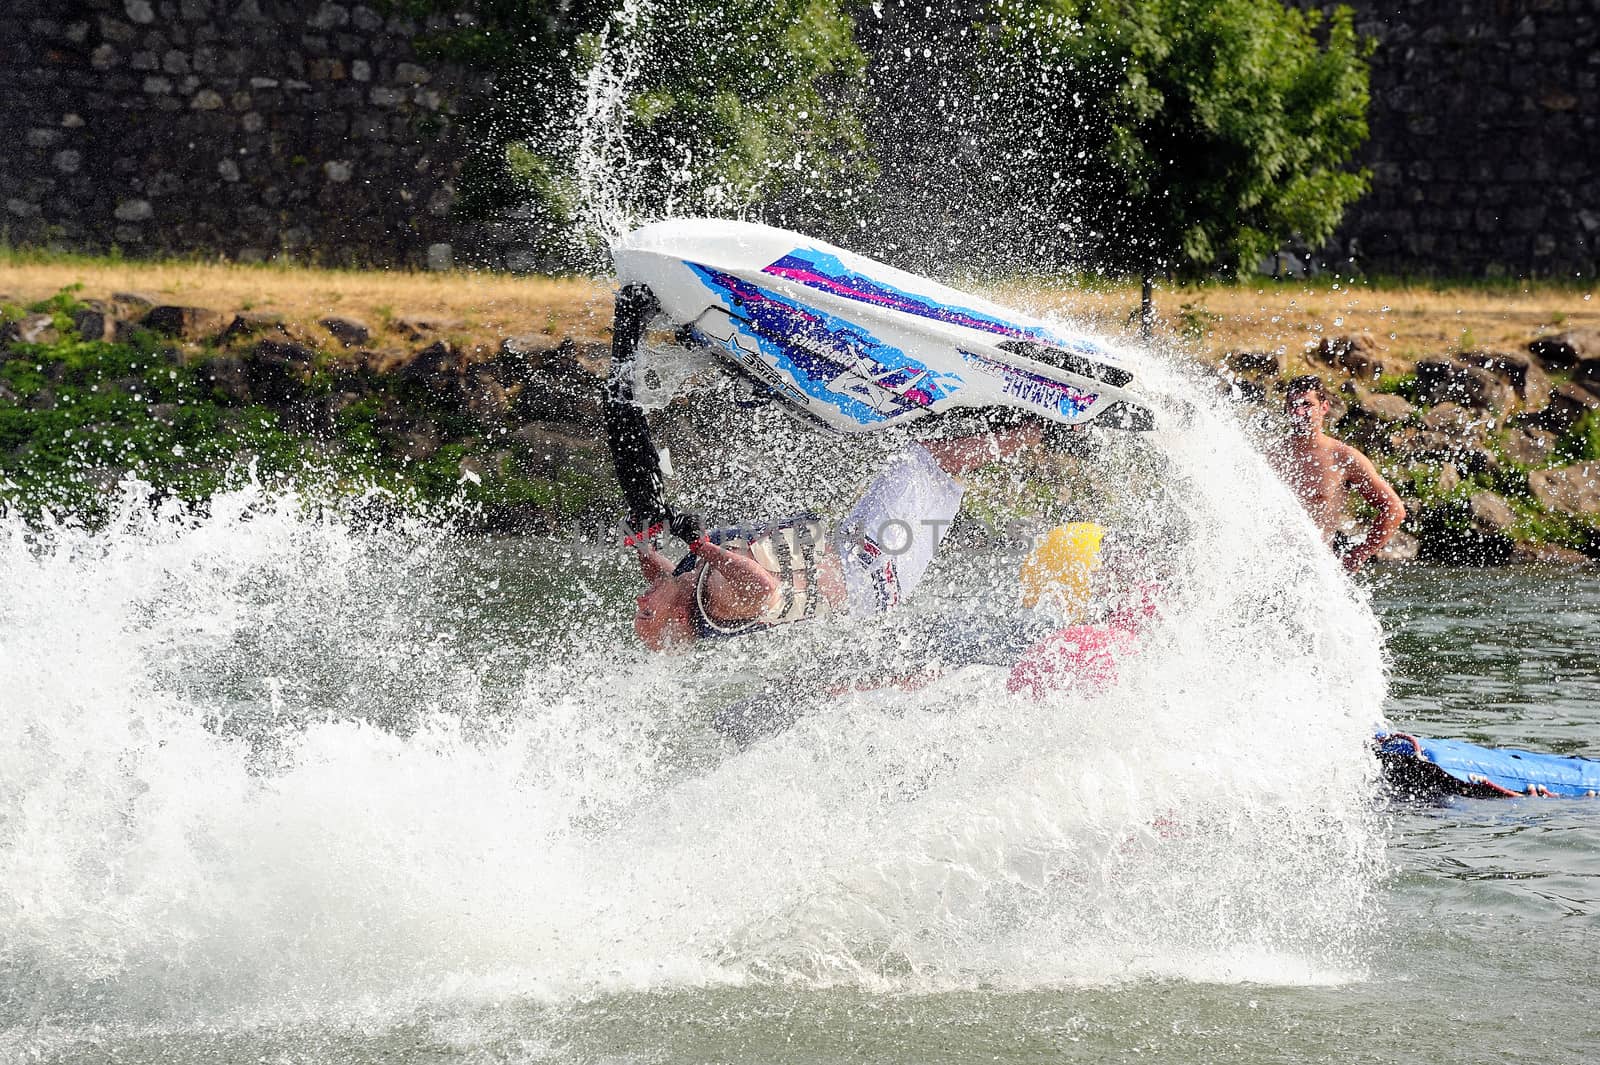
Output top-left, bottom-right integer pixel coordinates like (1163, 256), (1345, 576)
(763, 248), (1113, 365)
(686, 261), (961, 426)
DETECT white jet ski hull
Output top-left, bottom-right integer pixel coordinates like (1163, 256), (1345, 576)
(611, 219), (1155, 433)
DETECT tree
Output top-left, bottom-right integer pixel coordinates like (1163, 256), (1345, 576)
(984, 0), (1374, 332)
(417, 0), (872, 267)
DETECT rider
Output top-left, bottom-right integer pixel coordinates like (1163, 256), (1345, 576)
(630, 425), (1043, 651)
(709, 518), (1154, 744)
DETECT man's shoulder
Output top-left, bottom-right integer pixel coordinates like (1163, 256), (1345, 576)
(1321, 435), (1373, 467)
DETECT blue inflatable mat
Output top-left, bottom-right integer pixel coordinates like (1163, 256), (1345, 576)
(1375, 731), (1600, 799)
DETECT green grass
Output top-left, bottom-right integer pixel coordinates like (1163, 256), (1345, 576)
(1553, 410), (1600, 464)
(1372, 371), (1419, 401)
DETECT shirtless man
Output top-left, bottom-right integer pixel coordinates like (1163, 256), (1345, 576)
(1271, 375), (1406, 571)
(631, 427), (1041, 650)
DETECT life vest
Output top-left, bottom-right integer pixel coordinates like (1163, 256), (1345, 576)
(1006, 623), (1140, 698)
(675, 516), (833, 639)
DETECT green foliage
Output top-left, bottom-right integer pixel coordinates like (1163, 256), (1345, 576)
(984, 0), (1373, 277)
(1173, 299), (1220, 340)
(0, 289), (613, 529)
(617, 0), (871, 225)
(422, 0), (869, 259)
(0, 332), (323, 519)
(1502, 493), (1599, 554)
(1373, 372), (1418, 401)
(1553, 409), (1600, 464)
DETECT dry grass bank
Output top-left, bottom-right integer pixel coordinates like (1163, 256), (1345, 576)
(1004, 278), (1599, 374)
(0, 258), (614, 353)
(2, 256), (1594, 373)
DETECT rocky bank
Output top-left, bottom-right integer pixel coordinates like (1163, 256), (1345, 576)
(1218, 329), (1600, 564)
(0, 288), (618, 529)
(3, 287), (1598, 562)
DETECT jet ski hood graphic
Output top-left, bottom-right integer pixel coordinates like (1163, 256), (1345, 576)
(610, 219), (1156, 434)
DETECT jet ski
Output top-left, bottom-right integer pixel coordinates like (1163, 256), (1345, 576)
(602, 219), (1158, 543)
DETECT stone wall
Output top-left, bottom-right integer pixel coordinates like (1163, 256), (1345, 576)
(0, 0), (479, 267)
(2, 0), (1596, 276)
(1303, 0), (1598, 278)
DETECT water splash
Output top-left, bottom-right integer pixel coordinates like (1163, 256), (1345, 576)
(565, 0), (757, 264)
(566, 0), (660, 255)
(1, 324), (1389, 1054)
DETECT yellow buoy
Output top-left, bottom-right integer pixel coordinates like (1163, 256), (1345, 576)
(1019, 522), (1106, 616)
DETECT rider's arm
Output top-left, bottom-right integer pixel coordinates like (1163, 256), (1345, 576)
(690, 538), (780, 621)
(1342, 445), (1407, 571)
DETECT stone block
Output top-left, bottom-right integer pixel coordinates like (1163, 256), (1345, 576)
(1465, 492), (1516, 534)
(1421, 401), (1484, 436)
(99, 16), (137, 43)
(114, 199), (154, 221)
(1533, 382), (1600, 433)
(1314, 332), (1384, 380)
(308, 3), (349, 29)
(1, 314), (60, 346)
(1388, 427), (1498, 474)
(1456, 350), (1550, 408)
(390, 315), (462, 342)
(1344, 381), (1416, 423)
(1414, 357), (1514, 411)
(1375, 528), (1420, 563)
(111, 292), (159, 315)
(319, 316), (370, 347)
(71, 307), (117, 342)
(1528, 461), (1600, 516)
(242, 339), (315, 403)
(1502, 427), (1558, 466)
(217, 311), (287, 343)
(1508, 542), (1593, 565)
(1575, 357), (1600, 394)
(1340, 383), (1416, 450)
(144, 305), (223, 339)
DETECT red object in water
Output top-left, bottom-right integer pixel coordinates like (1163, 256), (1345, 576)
(1006, 623), (1139, 698)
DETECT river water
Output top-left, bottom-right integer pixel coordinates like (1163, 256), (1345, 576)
(3, 493), (1595, 1064)
(3, 348), (1598, 1065)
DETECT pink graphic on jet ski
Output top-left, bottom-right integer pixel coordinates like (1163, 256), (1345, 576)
(763, 248), (1075, 347)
